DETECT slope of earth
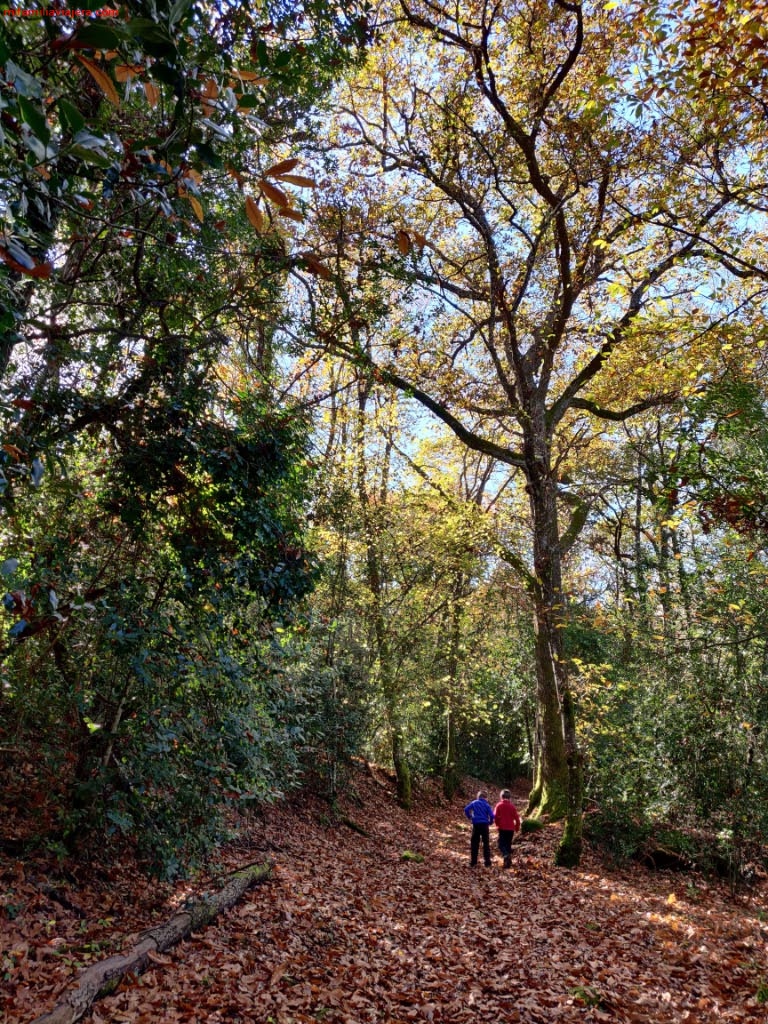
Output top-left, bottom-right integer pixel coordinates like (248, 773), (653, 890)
(2, 766), (767, 1023)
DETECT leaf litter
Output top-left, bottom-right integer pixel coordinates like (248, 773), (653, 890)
(2, 766), (766, 1023)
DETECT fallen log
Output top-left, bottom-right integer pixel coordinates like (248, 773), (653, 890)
(31, 860), (272, 1024)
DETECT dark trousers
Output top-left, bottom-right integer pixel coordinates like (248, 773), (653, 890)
(470, 823), (491, 866)
(498, 829), (514, 859)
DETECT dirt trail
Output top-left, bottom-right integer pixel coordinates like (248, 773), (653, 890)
(3, 770), (767, 1023)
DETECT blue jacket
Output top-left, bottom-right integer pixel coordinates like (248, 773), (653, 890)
(464, 798), (494, 825)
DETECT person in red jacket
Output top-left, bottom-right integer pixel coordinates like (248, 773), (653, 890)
(494, 789), (521, 869)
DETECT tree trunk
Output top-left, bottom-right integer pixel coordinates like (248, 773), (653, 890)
(523, 438), (583, 866)
(355, 378), (412, 809)
(442, 581), (465, 799)
(31, 861), (271, 1024)
(391, 721), (412, 809)
(443, 704), (460, 799)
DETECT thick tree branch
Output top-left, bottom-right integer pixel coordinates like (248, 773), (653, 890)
(568, 395), (676, 422)
(560, 498), (589, 556)
(335, 339), (526, 467)
(546, 226), (709, 429)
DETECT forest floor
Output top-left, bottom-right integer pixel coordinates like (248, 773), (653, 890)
(2, 765), (767, 1024)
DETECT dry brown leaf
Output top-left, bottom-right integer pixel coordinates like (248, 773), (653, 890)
(144, 81), (160, 109)
(146, 950), (173, 967)
(258, 178), (290, 207)
(274, 173), (316, 188)
(232, 70), (269, 83)
(269, 961), (290, 987)
(279, 208), (304, 222)
(264, 158), (300, 177)
(201, 78), (218, 116)
(245, 196), (265, 232)
(396, 229), (411, 255)
(260, 178), (292, 207)
(300, 252), (333, 279)
(227, 164), (245, 188)
(186, 195), (204, 222)
(115, 64), (143, 82)
(0, 248), (52, 278)
(77, 56), (119, 106)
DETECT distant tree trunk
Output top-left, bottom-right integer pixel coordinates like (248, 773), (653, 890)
(390, 718), (412, 808)
(355, 377), (412, 808)
(443, 704), (459, 799)
(442, 584), (465, 799)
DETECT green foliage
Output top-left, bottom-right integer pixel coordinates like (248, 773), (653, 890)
(0, 1), (368, 875)
(569, 986), (604, 1009)
(675, 378), (768, 541)
(577, 458), (768, 875)
(0, 389), (318, 874)
(277, 613), (373, 799)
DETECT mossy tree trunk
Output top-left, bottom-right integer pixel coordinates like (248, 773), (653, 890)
(523, 420), (583, 867)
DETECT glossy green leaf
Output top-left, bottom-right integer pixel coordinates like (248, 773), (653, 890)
(18, 96), (49, 145)
(58, 98), (86, 135)
(73, 23), (124, 49)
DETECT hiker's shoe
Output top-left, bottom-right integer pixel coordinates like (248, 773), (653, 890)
(503, 855), (512, 869)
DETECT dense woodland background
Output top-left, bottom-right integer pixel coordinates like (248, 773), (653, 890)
(1, 0), (767, 888)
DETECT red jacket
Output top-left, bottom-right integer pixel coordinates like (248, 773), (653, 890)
(494, 798), (521, 832)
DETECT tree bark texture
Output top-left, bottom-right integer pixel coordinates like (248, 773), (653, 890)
(524, 440), (584, 866)
(30, 861), (272, 1024)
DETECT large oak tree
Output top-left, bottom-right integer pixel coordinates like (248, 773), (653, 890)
(301, 0), (768, 863)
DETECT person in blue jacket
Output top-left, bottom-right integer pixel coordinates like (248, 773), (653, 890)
(463, 790), (494, 867)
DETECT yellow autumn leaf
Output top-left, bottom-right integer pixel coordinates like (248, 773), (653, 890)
(245, 196), (265, 231)
(259, 178), (290, 207)
(274, 173), (316, 188)
(77, 56), (119, 106)
(264, 158), (300, 177)
(144, 81), (160, 109)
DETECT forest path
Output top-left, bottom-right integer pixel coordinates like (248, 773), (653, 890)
(4, 769), (767, 1023)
